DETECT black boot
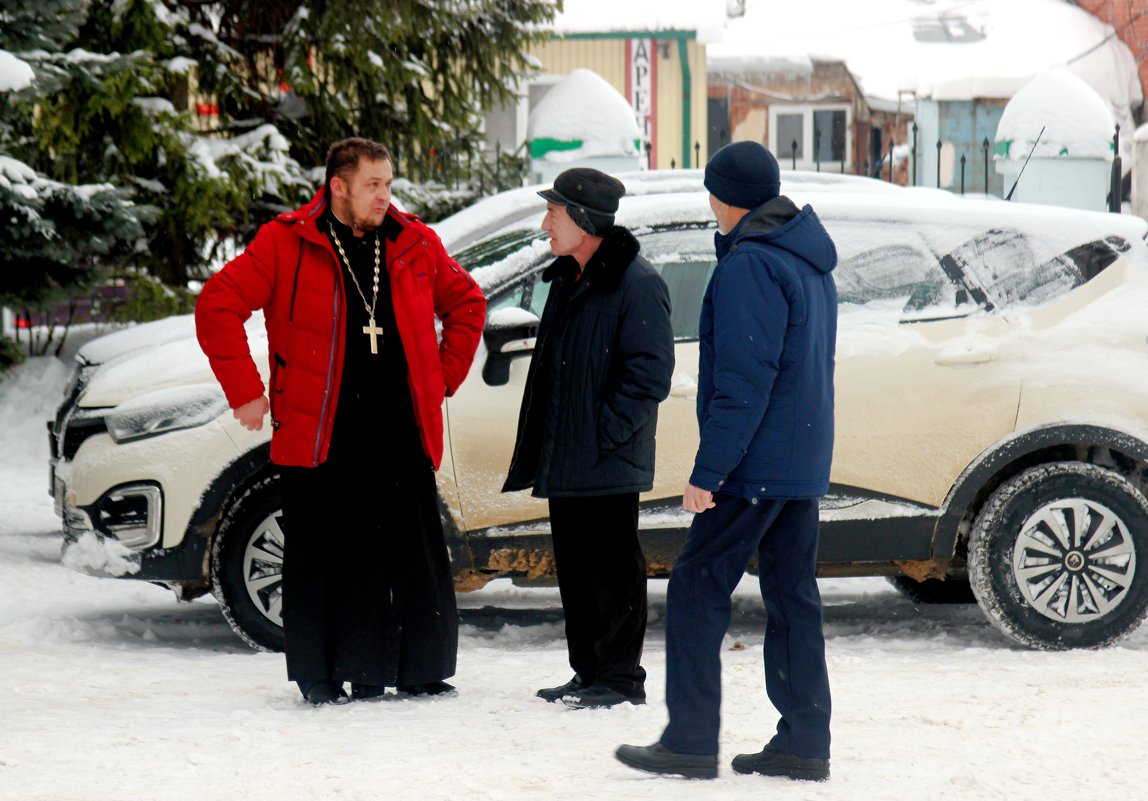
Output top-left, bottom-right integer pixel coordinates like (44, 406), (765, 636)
(396, 680), (456, 697)
(615, 743), (718, 780)
(561, 684), (645, 709)
(536, 675), (586, 703)
(299, 680), (349, 706)
(731, 744), (830, 781)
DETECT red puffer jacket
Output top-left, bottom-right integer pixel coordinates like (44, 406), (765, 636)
(195, 189), (486, 469)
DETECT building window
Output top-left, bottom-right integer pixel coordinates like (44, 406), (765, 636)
(814, 109), (847, 162)
(769, 105), (851, 169)
(775, 113), (804, 161)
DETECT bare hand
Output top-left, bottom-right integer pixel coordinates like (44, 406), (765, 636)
(683, 483), (716, 513)
(234, 396), (269, 431)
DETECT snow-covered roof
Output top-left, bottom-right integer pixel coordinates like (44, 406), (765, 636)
(527, 69), (640, 160)
(0, 49), (34, 92)
(995, 69), (1115, 161)
(713, 0), (1140, 110)
(551, 0), (725, 43)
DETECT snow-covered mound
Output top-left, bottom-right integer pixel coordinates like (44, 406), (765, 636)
(527, 69), (641, 161)
(995, 69), (1115, 161)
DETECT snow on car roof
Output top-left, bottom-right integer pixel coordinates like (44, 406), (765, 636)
(464, 181), (1148, 294)
(467, 178), (1147, 254)
(433, 168), (904, 254)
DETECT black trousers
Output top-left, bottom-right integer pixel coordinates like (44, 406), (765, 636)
(280, 461), (458, 689)
(660, 495), (831, 758)
(548, 493), (647, 695)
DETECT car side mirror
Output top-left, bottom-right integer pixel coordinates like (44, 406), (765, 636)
(482, 309), (540, 386)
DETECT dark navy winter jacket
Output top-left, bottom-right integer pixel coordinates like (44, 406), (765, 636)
(690, 196), (838, 499)
(503, 227), (675, 498)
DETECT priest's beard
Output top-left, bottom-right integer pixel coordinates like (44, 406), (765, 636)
(336, 196), (383, 235)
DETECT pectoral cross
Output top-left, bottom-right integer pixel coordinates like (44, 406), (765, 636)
(363, 316), (383, 354)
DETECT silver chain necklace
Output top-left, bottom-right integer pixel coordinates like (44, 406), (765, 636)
(329, 224), (383, 355)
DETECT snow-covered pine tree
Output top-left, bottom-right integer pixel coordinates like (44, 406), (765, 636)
(178, 0), (558, 183)
(0, 2), (145, 355)
(6, 0), (315, 287)
(3, 0), (557, 304)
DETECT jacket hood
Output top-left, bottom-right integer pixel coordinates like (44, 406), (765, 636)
(721, 195), (837, 274)
(542, 226), (640, 289)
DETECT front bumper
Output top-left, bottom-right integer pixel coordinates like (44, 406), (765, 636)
(50, 419), (233, 586)
(55, 465), (209, 584)
(56, 473), (162, 551)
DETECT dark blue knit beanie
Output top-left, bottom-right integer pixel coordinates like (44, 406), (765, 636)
(704, 141), (781, 210)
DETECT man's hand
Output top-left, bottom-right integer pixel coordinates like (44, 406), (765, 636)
(234, 396), (270, 431)
(683, 482), (716, 513)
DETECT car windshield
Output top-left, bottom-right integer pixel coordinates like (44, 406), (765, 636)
(829, 218), (978, 321)
(453, 230), (546, 272)
(941, 230), (1130, 311)
(829, 216), (1133, 321)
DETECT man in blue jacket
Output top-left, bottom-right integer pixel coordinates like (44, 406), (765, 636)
(616, 141), (837, 780)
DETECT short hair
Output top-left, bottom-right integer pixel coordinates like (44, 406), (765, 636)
(324, 138), (392, 192)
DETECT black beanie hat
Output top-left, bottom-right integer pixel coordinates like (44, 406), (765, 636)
(704, 141), (781, 210)
(538, 167), (626, 235)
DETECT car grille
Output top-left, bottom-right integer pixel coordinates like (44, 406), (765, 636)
(55, 362), (91, 428)
(60, 414), (110, 460)
(50, 362), (108, 460)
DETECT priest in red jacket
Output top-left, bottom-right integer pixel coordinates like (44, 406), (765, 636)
(196, 138), (485, 705)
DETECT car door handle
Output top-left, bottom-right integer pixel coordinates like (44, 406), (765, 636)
(935, 344), (999, 366)
(499, 337), (536, 354)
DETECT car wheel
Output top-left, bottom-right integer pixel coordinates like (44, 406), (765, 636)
(968, 462), (1148, 649)
(211, 474), (285, 652)
(887, 575), (976, 604)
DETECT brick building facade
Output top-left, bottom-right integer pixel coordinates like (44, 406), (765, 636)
(1077, 0), (1148, 113)
(708, 58), (912, 185)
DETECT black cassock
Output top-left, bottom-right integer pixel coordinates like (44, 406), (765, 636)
(280, 210), (458, 689)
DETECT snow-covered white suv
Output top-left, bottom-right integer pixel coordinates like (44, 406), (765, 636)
(50, 172), (1148, 653)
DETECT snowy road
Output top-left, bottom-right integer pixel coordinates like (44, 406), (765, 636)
(2, 357), (1147, 800)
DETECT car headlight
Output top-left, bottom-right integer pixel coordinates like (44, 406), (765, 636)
(106, 384), (229, 444)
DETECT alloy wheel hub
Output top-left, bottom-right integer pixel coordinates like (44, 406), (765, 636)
(1011, 498), (1136, 624)
(242, 512), (285, 626)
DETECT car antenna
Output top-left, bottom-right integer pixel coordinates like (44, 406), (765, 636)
(1004, 126), (1045, 201)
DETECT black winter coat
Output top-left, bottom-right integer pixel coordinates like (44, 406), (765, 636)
(502, 227), (675, 498)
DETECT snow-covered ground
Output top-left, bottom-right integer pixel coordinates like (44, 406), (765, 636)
(2, 356), (1146, 801)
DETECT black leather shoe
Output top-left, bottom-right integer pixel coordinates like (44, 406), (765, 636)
(396, 680), (456, 697)
(350, 683), (388, 701)
(300, 680), (349, 706)
(561, 684), (645, 709)
(615, 743), (718, 780)
(536, 675), (586, 703)
(731, 744), (829, 781)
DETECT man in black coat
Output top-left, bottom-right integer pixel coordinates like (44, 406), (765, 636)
(502, 167), (675, 709)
